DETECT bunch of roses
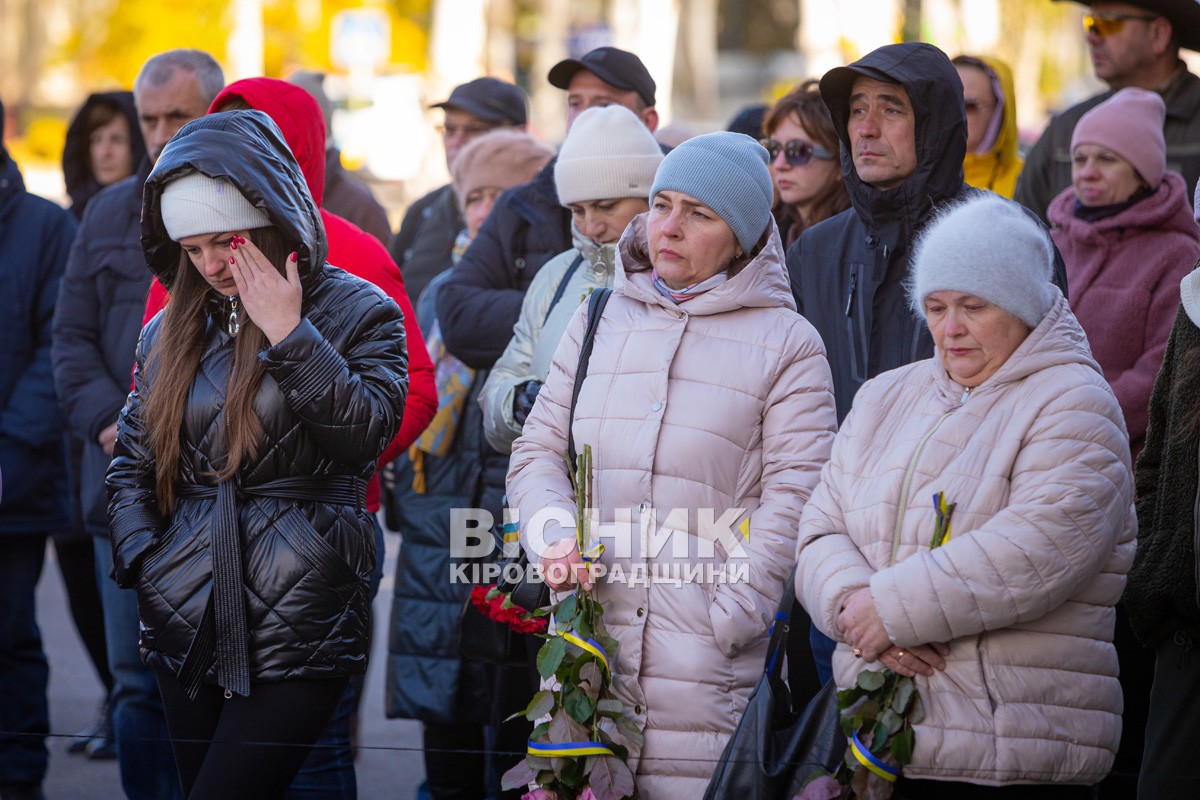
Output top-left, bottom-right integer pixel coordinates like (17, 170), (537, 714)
(470, 584), (549, 634)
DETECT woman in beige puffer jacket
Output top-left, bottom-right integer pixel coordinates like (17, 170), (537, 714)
(507, 133), (838, 799)
(797, 195), (1136, 796)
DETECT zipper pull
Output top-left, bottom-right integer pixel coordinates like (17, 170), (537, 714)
(845, 271), (857, 317)
(960, 385), (971, 404)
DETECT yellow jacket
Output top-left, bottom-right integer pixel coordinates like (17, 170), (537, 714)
(963, 57), (1024, 197)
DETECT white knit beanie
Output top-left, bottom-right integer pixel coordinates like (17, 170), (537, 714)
(161, 171), (271, 241)
(555, 105), (663, 206)
(908, 194), (1056, 328)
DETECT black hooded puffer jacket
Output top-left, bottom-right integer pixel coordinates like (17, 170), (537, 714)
(61, 91), (147, 220)
(786, 43), (1066, 422)
(106, 110), (408, 690)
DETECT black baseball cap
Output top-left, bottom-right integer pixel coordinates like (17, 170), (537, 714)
(431, 77), (527, 126)
(547, 46), (656, 107)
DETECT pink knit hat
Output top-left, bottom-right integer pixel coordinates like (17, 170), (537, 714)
(1071, 87), (1166, 188)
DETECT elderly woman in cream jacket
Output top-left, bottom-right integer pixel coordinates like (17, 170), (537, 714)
(796, 195), (1136, 797)
(506, 133), (838, 799)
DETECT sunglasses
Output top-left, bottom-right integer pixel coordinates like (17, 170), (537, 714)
(1083, 12), (1158, 37)
(759, 138), (835, 167)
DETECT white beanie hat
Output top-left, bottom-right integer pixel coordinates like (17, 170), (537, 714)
(555, 105), (663, 206)
(908, 194), (1056, 328)
(161, 171), (271, 241)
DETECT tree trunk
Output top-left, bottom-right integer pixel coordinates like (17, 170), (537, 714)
(607, 0), (679, 122)
(529, 0), (571, 141)
(679, 0), (718, 120)
(902, 0), (922, 41)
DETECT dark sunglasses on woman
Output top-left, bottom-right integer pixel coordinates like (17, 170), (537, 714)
(759, 138), (835, 167)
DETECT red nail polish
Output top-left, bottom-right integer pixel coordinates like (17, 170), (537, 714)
(230, 241), (237, 250)
(229, 256), (235, 264)
(289, 252), (298, 262)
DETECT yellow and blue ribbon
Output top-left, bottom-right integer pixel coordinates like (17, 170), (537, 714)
(850, 732), (900, 782)
(527, 740), (614, 758)
(580, 540), (604, 563)
(560, 631), (610, 674)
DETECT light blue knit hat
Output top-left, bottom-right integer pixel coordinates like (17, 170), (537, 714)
(649, 131), (774, 253)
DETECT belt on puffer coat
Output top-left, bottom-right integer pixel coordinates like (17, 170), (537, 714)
(173, 475), (366, 699)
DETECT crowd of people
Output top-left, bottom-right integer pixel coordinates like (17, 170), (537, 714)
(2, 0), (1200, 799)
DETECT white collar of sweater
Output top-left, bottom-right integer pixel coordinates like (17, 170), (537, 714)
(1182, 269), (1200, 327)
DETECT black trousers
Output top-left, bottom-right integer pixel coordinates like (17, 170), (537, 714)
(1138, 629), (1200, 798)
(157, 674), (347, 800)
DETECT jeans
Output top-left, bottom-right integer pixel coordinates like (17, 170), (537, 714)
(0, 535), (48, 786)
(285, 516), (386, 800)
(93, 536), (182, 800)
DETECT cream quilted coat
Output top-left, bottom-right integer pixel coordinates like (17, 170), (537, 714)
(508, 215), (837, 799)
(796, 291), (1136, 786)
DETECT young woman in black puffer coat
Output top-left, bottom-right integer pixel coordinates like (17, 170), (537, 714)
(105, 109), (408, 799)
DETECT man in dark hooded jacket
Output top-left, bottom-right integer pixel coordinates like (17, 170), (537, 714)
(787, 42), (1066, 424)
(0, 97), (77, 800)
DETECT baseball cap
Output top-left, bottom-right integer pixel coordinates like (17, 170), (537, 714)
(431, 77), (528, 126)
(547, 46), (656, 107)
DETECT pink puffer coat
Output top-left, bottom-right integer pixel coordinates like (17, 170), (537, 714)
(508, 215), (837, 799)
(797, 292), (1136, 786)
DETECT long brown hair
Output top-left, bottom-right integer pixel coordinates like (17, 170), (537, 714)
(763, 79), (850, 244)
(145, 225), (294, 512)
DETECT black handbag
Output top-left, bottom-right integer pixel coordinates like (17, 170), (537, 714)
(458, 288), (613, 666)
(703, 570), (846, 799)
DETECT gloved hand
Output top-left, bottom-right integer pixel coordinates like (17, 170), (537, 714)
(512, 379), (543, 427)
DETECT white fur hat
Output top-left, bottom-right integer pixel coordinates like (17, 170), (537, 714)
(161, 171), (271, 241)
(908, 194), (1055, 328)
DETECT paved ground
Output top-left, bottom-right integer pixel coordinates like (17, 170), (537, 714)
(37, 528), (426, 799)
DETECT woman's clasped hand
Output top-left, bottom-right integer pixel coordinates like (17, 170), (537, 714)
(837, 587), (948, 677)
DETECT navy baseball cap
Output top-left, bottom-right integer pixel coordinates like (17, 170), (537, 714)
(548, 46), (656, 107)
(431, 77), (527, 126)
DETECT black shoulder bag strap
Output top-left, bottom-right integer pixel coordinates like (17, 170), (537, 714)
(567, 288), (612, 473)
(544, 254), (584, 325)
(507, 286), (610, 611)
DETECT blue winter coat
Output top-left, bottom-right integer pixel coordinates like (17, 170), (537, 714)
(51, 161), (151, 537)
(385, 268), (490, 725)
(0, 145), (77, 533)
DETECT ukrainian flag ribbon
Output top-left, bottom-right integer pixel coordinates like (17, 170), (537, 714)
(527, 740), (614, 758)
(561, 631), (610, 674)
(850, 731), (900, 782)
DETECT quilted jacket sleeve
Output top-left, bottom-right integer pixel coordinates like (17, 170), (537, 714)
(434, 193), (528, 369)
(708, 319), (838, 657)
(349, 251), (435, 462)
(871, 380), (1135, 648)
(507, 301), (588, 556)
(105, 327), (162, 588)
(260, 287), (409, 466)
(479, 251), (565, 454)
(795, 403), (879, 640)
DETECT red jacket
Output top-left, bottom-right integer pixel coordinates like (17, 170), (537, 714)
(141, 77), (437, 512)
